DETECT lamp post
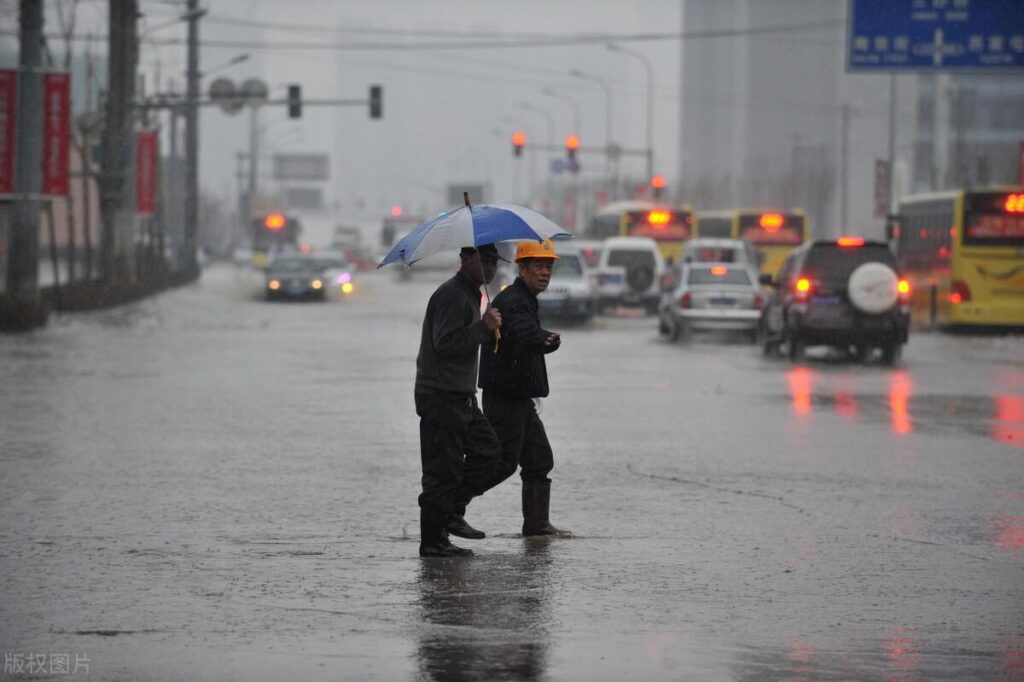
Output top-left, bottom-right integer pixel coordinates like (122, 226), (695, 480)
(607, 42), (653, 181)
(541, 86), (581, 136)
(569, 69), (613, 150)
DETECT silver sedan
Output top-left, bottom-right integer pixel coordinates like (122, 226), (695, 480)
(657, 262), (764, 343)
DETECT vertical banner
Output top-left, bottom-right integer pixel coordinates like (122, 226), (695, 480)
(135, 130), (158, 215)
(42, 72), (70, 196)
(0, 69), (16, 195)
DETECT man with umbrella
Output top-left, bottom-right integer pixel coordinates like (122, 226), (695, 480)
(414, 244), (503, 558)
(468, 239), (572, 537)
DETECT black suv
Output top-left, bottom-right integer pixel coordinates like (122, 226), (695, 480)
(759, 239), (910, 364)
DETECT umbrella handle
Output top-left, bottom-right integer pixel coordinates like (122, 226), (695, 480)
(493, 328), (501, 353)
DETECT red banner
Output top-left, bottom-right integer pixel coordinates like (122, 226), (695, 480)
(135, 130), (158, 215)
(0, 69), (15, 195)
(42, 72), (70, 196)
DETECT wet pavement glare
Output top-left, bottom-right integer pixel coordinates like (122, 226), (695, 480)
(1, 264), (1023, 681)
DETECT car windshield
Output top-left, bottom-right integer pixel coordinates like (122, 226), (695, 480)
(314, 257), (348, 270)
(552, 255), (583, 279)
(687, 268), (752, 285)
(802, 245), (897, 283)
(270, 258), (317, 273)
(608, 250), (655, 270)
(688, 247), (738, 263)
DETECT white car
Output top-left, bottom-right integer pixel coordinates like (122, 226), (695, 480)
(594, 236), (666, 313)
(658, 262), (765, 343)
(537, 249), (597, 323)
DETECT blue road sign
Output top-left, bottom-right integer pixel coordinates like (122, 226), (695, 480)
(550, 158), (565, 175)
(847, 0), (1024, 71)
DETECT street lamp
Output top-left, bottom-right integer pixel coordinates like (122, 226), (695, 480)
(519, 102), (555, 149)
(607, 42), (654, 180)
(541, 86), (582, 136)
(569, 68), (613, 150)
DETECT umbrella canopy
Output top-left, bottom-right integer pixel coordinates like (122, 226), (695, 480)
(378, 203), (570, 268)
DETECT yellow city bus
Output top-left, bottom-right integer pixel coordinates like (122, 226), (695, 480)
(694, 209), (808, 277)
(584, 200), (694, 262)
(894, 188), (1024, 328)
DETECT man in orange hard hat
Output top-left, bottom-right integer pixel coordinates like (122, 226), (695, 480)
(467, 239), (572, 537)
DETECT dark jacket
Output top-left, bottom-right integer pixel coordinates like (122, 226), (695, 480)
(415, 272), (491, 395)
(479, 277), (559, 399)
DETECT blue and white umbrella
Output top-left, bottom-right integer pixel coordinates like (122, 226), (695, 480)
(378, 203), (570, 268)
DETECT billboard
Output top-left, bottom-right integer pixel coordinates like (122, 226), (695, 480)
(272, 154), (328, 181)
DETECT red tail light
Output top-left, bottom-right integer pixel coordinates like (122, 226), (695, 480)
(949, 280), (971, 304)
(753, 293), (763, 309)
(679, 292), (692, 308)
(897, 278), (911, 304)
(793, 277), (811, 302)
(837, 237), (864, 247)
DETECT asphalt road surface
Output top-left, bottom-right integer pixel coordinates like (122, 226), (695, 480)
(1, 264), (1022, 681)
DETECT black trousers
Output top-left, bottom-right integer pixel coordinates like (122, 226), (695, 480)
(416, 392), (501, 520)
(480, 391), (554, 491)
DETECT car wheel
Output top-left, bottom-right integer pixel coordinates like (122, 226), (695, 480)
(880, 341), (902, 366)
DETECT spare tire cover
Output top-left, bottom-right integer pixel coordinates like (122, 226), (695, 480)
(847, 261), (898, 313)
(627, 263), (654, 292)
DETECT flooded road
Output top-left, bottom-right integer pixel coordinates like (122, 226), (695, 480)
(1, 264), (1022, 680)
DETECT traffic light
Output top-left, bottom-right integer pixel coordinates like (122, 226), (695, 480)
(369, 84), (382, 119)
(650, 174), (666, 199)
(287, 85), (302, 119)
(511, 130), (526, 157)
(565, 134), (579, 162)
(264, 213), (286, 231)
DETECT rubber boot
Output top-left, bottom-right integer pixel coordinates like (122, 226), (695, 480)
(420, 507), (473, 557)
(446, 512), (485, 540)
(522, 480), (571, 537)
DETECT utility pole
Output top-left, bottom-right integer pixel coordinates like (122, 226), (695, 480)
(7, 0), (44, 304)
(247, 104), (259, 220)
(99, 0), (138, 282)
(840, 103), (852, 234)
(183, 0), (201, 277)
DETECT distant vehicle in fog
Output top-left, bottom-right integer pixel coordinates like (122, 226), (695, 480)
(658, 262), (764, 343)
(537, 249), (597, 324)
(694, 209), (808, 279)
(264, 254), (326, 301)
(584, 200), (694, 262)
(595, 236), (666, 313)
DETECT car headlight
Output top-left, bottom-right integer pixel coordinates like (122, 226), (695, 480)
(311, 279), (323, 290)
(341, 282), (354, 294)
(268, 279), (281, 290)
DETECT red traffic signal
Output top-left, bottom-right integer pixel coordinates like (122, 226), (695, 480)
(650, 174), (666, 190)
(264, 213), (286, 231)
(565, 134), (579, 162)
(511, 130), (526, 157)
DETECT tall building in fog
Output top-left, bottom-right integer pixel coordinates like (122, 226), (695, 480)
(679, 0), (1023, 239)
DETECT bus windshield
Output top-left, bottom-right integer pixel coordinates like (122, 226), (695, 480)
(964, 192), (1024, 246)
(625, 210), (691, 241)
(738, 213), (804, 245)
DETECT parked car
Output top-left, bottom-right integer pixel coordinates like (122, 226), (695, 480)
(759, 238), (911, 364)
(658, 262), (764, 343)
(537, 249), (597, 323)
(571, 239), (604, 269)
(595, 236), (665, 313)
(264, 254), (327, 301)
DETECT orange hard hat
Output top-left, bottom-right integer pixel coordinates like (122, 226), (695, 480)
(514, 239), (560, 262)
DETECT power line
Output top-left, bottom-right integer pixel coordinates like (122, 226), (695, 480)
(0, 18), (844, 52)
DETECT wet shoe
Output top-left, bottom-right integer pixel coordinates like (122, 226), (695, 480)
(419, 541), (474, 558)
(446, 514), (485, 540)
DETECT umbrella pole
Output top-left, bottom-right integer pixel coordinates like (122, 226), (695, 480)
(466, 190), (501, 352)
